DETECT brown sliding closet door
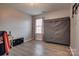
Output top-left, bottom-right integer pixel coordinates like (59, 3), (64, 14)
(43, 17), (70, 45)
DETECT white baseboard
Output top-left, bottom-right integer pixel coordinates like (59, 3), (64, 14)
(70, 46), (74, 56)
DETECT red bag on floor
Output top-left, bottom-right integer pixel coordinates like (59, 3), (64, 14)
(3, 31), (10, 55)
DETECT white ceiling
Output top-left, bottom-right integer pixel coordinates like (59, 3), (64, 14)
(0, 3), (71, 16)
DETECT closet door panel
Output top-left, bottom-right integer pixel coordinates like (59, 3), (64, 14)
(44, 17), (70, 45)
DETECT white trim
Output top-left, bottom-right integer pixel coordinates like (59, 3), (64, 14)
(70, 46), (74, 56)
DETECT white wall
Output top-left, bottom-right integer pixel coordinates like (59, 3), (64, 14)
(0, 6), (32, 42)
(70, 4), (79, 55)
(34, 8), (70, 20)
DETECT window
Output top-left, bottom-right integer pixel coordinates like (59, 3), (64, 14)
(35, 18), (43, 33)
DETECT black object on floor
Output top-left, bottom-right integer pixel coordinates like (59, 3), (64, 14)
(0, 31), (5, 56)
(0, 31), (5, 36)
(12, 37), (24, 46)
(0, 43), (5, 56)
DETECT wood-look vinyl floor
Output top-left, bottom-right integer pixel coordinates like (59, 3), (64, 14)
(13, 40), (72, 56)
